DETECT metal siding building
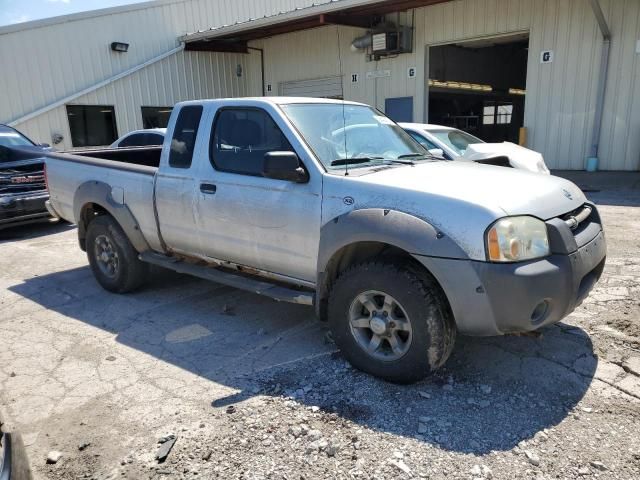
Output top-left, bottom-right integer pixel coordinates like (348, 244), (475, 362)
(0, 0), (316, 150)
(1, 0), (638, 170)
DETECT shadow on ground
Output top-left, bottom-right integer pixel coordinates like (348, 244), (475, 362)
(586, 190), (640, 207)
(0, 219), (74, 243)
(553, 170), (640, 207)
(9, 265), (597, 455)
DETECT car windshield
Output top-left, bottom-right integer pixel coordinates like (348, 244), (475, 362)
(429, 129), (483, 156)
(0, 129), (35, 148)
(280, 103), (429, 170)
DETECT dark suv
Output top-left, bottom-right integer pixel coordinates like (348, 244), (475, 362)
(0, 125), (51, 230)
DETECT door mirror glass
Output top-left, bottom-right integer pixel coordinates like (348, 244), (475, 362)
(263, 151), (307, 183)
(428, 148), (445, 159)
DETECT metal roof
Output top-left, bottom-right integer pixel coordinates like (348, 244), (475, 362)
(0, 0), (189, 36)
(181, 0), (372, 43)
(182, 0), (448, 51)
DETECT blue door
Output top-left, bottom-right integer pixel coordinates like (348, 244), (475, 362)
(385, 97), (413, 122)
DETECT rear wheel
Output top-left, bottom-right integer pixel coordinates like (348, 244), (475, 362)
(86, 215), (148, 293)
(328, 261), (456, 383)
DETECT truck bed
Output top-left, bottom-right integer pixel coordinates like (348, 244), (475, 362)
(43, 145), (164, 251)
(66, 146), (162, 169)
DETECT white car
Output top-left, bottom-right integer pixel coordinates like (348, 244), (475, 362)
(110, 128), (166, 148)
(400, 123), (550, 174)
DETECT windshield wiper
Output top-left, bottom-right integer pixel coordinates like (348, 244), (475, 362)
(397, 153), (439, 161)
(385, 158), (415, 165)
(330, 156), (384, 166)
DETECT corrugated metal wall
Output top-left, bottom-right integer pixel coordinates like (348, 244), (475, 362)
(18, 49), (256, 151)
(256, 0), (640, 170)
(0, 0), (319, 150)
(1, 0), (638, 169)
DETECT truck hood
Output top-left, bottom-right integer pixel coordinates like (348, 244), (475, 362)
(461, 142), (550, 174)
(359, 160), (585, 220)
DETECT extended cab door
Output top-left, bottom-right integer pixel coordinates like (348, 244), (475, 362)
(194, 106), (322, 283)
(154, 105), (206, 254)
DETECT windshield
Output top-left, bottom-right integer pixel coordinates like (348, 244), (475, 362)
(280, 104), (429, 170)
(429, 129), (483, 156)
(0, 129), (36, 148)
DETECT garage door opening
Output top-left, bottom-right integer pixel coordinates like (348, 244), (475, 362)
(427, 33), (529, 144)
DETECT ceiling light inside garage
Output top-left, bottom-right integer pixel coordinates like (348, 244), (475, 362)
(509, 88), (526, 95)
(428, 79), (492, 92)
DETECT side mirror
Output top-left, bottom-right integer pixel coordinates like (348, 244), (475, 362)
(39, 143), (51, 148)
(428, 148), (445, 159)
(263, 151), (307, 183)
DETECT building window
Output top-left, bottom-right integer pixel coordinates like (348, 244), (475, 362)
(66, 105), (118, 147)
(482, 105), (495, 125)
(483, 103), (513, 125)
(142, 106), (173, 129)
(496, 104), (513, 124)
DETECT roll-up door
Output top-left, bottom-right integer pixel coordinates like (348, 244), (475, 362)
(279, 76), (343, 99)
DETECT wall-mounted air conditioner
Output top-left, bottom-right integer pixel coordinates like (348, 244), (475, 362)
(370, 27), (412, 57)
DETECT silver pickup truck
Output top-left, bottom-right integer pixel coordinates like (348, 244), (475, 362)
(40, 97), (605, 383)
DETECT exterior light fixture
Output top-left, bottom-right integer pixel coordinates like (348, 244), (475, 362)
(236, 64), (243, 77)
(111, 42), (130, 53)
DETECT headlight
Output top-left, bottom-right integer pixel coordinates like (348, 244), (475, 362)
(486, 216), (549, 262)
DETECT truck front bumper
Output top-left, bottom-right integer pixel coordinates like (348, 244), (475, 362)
(0, 191), (50, 230)
(416, 227), (606, 337)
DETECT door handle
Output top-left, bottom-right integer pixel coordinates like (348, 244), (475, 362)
(200, 183), (217, 194)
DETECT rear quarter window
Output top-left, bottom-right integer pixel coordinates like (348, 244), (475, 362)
(168, 106), (203, 169)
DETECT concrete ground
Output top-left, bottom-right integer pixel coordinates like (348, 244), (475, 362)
(1, 176), (640, 479)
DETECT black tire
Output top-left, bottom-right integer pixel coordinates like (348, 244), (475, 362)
(328, 261), (456, 383)
(85, 215), (148, 293)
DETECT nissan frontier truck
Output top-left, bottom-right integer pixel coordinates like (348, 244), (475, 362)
(27, 97), (605, 383)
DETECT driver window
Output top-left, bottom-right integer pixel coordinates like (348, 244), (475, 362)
(210, 108), (293, 176)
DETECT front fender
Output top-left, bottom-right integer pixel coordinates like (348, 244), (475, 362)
(316, 208), (468, 316)
(73, 180), (150, 253)
(318, 208), (468, 270)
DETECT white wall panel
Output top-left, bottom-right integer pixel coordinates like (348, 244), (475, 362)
(0, 0), (323, 147)
(1, 0), (639, 169)
(12, 49), (253, 150)
(256, 0), (640, 171)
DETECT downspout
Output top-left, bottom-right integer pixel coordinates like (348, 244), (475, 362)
(247, 47), (266, 96)
(587, 0), (611, 169)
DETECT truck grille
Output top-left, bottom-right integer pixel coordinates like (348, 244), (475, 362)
(562, 204), (592, 231)
(560, 203), (601, 248)
(0, 163), (46, 195)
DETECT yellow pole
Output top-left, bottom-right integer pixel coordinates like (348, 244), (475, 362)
(519, 127), (527, 147)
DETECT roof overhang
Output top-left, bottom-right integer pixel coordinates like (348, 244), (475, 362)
(182, 0), (450, 53)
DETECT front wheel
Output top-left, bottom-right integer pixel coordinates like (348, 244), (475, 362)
(85, 215), (148, 293)
(328, 261), (456, 383)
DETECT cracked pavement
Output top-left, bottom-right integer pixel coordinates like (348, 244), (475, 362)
(1, 182), (640, 479)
